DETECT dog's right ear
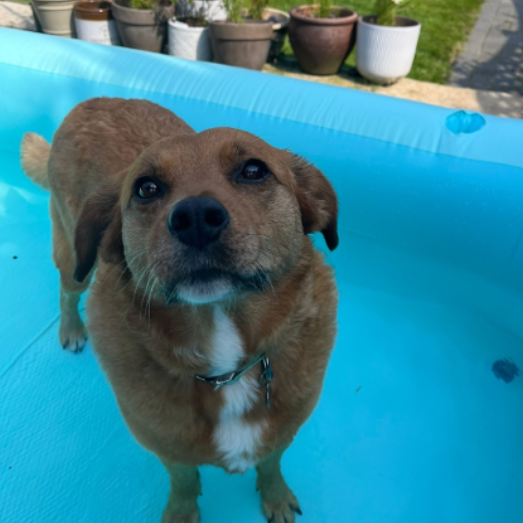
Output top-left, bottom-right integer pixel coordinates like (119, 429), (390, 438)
(73, 183), (124, 283)
(287, 153), (339, 251)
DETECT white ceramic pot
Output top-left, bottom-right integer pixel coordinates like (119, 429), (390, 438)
(73, 1), (121, 46)
(168, 19), (212, 61)
(175, 0), (226, 22)
(75, 17), (120, 45)
(356, 15), (421, 84)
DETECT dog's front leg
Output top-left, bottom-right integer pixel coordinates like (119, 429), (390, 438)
(50, 199), (90, 353)
(256, 447), (302, 523)
(161, 462), (201, 523)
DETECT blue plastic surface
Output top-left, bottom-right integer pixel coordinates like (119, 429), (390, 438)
(1, 27), (523, 523)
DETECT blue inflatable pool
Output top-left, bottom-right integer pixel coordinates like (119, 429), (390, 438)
(1, 27), (522, 523)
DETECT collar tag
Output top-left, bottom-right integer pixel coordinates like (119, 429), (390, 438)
(259, 357), (273, 408)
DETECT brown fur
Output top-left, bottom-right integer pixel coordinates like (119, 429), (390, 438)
(20, 97), (339, 523)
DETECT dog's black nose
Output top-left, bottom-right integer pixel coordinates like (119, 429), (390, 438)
(168, 197), (229, 249)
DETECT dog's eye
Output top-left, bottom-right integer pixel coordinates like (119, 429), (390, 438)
(134, 177), (161, 201)
(238, 160), (269, 183)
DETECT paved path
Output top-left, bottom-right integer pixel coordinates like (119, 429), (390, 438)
(0, 1), (36, 31)
(450, 0), (523, 95)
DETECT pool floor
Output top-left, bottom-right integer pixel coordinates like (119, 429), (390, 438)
(1, 150), (522, 523)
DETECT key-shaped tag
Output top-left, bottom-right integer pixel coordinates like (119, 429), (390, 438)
(260, 357), (273, 408)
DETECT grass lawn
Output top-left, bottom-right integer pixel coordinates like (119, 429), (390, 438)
(271, 0), (486, 84)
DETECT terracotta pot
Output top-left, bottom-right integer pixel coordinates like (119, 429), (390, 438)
(288, 5), (358, 75)
(31, 0), (76, 37)
(74, 1), (121, 45)
(209, 21), (273, 71)
(262, 7), (289, 62)
(111, 1), (174, 52)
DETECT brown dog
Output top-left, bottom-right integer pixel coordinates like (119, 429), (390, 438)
(21, 98), (338, 523)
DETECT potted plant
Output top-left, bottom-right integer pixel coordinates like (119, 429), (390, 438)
(239, 4), (290, 62)
(208, 0), (274, 70)
(31, 0), (76, 37)
(288, 0), (358, 75)
(356, 0), (421, 84)
(111, 0), (174, 53)
(168, 1), (213, 61)
(73, 1), (121, 46)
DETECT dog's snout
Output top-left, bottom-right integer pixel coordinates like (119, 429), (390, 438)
(168, 197), (229, 249)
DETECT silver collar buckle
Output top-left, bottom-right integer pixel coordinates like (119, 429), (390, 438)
(194, 353), (273, 408)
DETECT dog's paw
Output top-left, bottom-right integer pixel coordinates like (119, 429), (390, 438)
(161, 507), (200, 523)
(259, 484), (302, 523)
(59, 320), (88, 353)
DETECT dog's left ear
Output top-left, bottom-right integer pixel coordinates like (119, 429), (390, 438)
(287, 153), (339, 251)
(73, 182), (124, 283)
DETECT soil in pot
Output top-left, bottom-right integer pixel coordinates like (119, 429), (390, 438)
(209, 20), (273, 70)
(289, 5), (358, 75)
(111, 0), (174, 53)
(175, 17), (204, 27)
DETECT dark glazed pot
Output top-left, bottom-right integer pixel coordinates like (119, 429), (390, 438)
(111, 0), (174, 53)
(289, 5), (358, 75)
(209, 21), (273, 70)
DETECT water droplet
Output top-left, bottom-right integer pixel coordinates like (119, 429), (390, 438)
(492, 359), (519, 383)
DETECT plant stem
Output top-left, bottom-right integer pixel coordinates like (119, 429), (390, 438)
(251, 0), (268, 20)
(224, 0), (244, 22)
(129, 0), (156, 9)
(375, 0), (396, 26)
(318, 0), (331, 18)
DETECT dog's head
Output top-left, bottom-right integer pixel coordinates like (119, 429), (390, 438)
(74, 128), (338, 304)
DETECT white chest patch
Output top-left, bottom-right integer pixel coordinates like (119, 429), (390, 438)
(210, 307), (266, 473)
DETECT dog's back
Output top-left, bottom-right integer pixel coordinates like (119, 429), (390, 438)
(20, 98), (194, 352)
(21, 97), (194, 225)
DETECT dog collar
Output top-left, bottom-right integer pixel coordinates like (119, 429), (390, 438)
(194, 354), (273, 408)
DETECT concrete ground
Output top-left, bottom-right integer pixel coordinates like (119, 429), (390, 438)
(2, 0), (522, 119)
(0, 0), (36, 31)
(450, 0), (523, 95)
(263, 60), (523, 119)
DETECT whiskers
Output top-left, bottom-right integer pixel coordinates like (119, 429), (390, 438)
(114, 247), (151, 292)
(116, 232), (279, 335)
(240, 233), (280, 302)
(250, 259), (278, 302)
(115, 248), (162, 333)
(139, 261), (161, 326)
